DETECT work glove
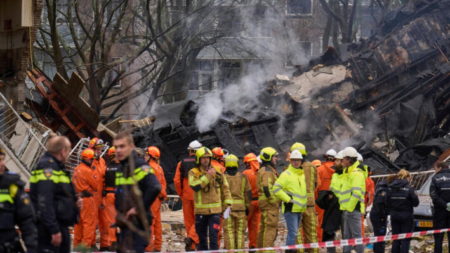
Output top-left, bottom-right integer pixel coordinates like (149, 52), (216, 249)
(245, 209), (249, 216)
(447, 203), (450, 211)
(102, 190), (107, 197)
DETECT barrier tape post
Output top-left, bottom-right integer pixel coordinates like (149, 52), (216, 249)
(72, 228), (450, 253)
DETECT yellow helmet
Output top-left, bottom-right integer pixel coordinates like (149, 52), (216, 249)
(224, 154), (239, 168)
(260, 147), (278, 162)
(195, 147), (212, 164)
(290, 142), (307, 156)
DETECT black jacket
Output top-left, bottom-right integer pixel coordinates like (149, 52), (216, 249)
(430, 168), (450, 210)
(30, 152), (78, 235)
(370, 179), (389, 220)
(0, 172), (38, 252)
(316, 190), (341, 233)
(115, 151), (161, 228)
(385, 179), (419, 214)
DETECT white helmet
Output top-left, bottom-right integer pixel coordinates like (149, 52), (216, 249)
(357, 153), (363, 162)
(188, 140), (202, 151)
(335, 151), (344, 160)
(326, 149), (337, 158)
(342, 147), (358, 158)
(290, 150), (303, 159)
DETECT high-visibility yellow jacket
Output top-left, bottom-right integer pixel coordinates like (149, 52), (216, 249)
(189, 166), (233, 215)
(302, 161), (320, 207)
(224, 172), (252, 211)
(256, 164), (279, 210)
(339, 161), (366, 213)
(273, 164), (307, 213)
(329, 169), (345, 198)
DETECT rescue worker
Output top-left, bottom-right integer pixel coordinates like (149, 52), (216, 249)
(223, 154), (252, 250)
(88, 138), (110, 251)
(104, 146), (118, 250)
(386, 169), (419, 253)
(114, 131), (162, 253)
(273, 150), (307, 253)
(357, 153), (374, 238)
(188, 147), (232, 250)
(174, 140), (202, 251)
(315, 149), (336, 242)
(0, 147), (37, 253)
(30, 136), (81, 253)
(312, 160), (322, 167)
(212, 147), (226, 172)
(430, 162), (450, 253)
(242, 153), (261, 249)
(291, 143), (320, 253)
(369, 175), (394, 253)
(339, 147), (366, 253)
(72, 149), (98, 249)
(256, 147), (280, 250)
(145, 146), (167, 252)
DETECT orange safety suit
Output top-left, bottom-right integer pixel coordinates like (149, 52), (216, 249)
(361, 176), (375, 237)
(174, 155), (199, 250)
(241, 160), (261, 248)
(315, 160), (335, 242)
(72, 161), (98, 248)
(91, 158), (110, 248)
(103, 160), (119, 245)
(147, 160), (167, 252)
(211, 159), (226, 248)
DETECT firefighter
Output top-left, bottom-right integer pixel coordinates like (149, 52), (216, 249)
(72, 148), (99, 249)
(174, 140), (202, 251)
(290, 143), (320, 253)
(212, 147), (226, 172)
(0, 147), (37, 253)
(312, 160), (322, 167)
(223, 154), (252, 250)
(30, 136), (81, 253)
(257, 147), (280, 250)
(242, 153), (261, 249)
(357, 153), (374, 238)
(114, 131), (162, 253)
(339, 147), (366, 253)
(189, 147), (232, 250)
(273, 149), (307, 253)
(315, 149), (336, 242)
(103, 146), (118, 250)
(145, 146), (167, 252)
(430, 162), (450, 253)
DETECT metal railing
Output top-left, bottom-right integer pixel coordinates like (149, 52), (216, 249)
(66, 137), (110, 172)
(0, 92), (47, 174)
(371, 170), (435, 190)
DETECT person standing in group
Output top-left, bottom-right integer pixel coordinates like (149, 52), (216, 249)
(189, 147), (232, 250)
(357, 153), (374, 238)
(430, 162), (450, 253)
(211, 147), (226, 247)
(242, 153), (261, 249)
(174, 140), (202, 251)
(385, 169), (419, 253)
(273, 150), (307, 253)
(114, 131), (162, 253)
(222, 154), (252, 250)
(257, 147), (280, 250)
(145, 146), (167, 252)
(30, 136), (81, 253)
(103, 146), (119, 250)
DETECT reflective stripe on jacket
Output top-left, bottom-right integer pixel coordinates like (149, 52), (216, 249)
(256, 164), (279, 210)
(273, 164), (307, 213)
(224, 172), (252, 211)
(339, 161), (366, 213)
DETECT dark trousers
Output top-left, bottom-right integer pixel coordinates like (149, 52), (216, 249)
(369, 212), (387, 253)
(391, 212), (414, 253)
(117, 226), (149, 253)
(37, 222), (70, 253)
(195, 213), (221, 250)
(322, 231), (336, 253)
(0, 230), (24, 253)
(433, 208), (450, 253)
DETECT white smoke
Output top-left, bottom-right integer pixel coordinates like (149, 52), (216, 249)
(195, 91), (223, 132)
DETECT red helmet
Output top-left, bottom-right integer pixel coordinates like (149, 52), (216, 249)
(89, 138), (104, 148)
(81, 148), (95, 160)
(212, 147), (224, 159)
(108, 147), (115, 157)
(146, 146), (161, 159)
(244, 153), (257, 163)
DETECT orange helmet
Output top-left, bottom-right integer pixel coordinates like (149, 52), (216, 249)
(81, 148), (95, 160)
(212, 147), (224, 159)
(146, 146), (161, 159)
(108, 146), (115, 157)
(312, 159), (322, 167)
(244, 153), (257, 163)
(89, 138), (104, 148)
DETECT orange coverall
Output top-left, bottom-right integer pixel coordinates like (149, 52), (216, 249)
(72, 162), (98, 248)
(362, 176), (375, 237)
(103, 160), (119, 244)
(315, 160), (335, 242)
(91, 158), (110, 248)
(241, 160), (261, 248)
(174, 156), (199, 250)
(147, 160), (167, 252)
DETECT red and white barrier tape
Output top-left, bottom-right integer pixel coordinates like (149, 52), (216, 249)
(72, 227), (450, 253)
